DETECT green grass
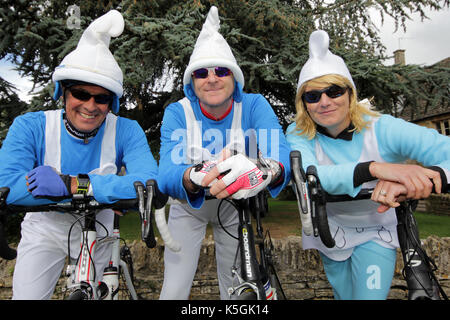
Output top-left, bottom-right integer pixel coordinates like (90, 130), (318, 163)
(118, 211), (141, 240)
(118, 200), (450, 240)
(118, 206), (173, 241)
(411, 211), (450, 238)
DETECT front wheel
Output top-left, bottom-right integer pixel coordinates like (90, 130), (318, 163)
(230, 288), (258, 300)
(268, 269), (286, 300)
(66, 289), (89, 300)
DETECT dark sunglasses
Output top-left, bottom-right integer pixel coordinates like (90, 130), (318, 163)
(192, 67), (232, 79)
(68, 87), (113, 105)
(302, 85), (347, 104)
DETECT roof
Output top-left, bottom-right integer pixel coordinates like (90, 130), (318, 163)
(398, 57), (450, 123)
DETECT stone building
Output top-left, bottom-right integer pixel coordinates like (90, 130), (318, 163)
(395, 51), (450, 215)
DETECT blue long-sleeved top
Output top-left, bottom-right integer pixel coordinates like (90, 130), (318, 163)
(0, 110), (158, 205)
(286, 114), (450, 259)
(158, 91), (292, 209)
(286, 114), (450, 196)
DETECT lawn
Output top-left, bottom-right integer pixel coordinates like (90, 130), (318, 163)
(118, 199), (450, 240)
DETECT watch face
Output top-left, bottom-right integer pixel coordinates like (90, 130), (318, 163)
(76, 175), (90, 194)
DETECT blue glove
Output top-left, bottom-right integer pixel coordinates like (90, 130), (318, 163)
(26, 165), (71, 198)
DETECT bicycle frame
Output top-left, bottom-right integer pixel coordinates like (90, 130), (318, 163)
(228, 194), (284, 300)
(66, 212), (138, 300)
(65, 202), (102, 299)
(395, 201), (446, 300)
(109, 216), (138, 300)
(231, 198), (264, 299)
(64, 179), (164, 300)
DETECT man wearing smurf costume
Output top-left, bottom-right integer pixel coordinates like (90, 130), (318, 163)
(157, 6), (291, 300)
(0, 10), (158, 299)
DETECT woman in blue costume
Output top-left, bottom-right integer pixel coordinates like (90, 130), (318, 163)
(286, 30), (450, 300)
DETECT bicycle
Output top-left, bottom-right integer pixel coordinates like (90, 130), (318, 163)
(227, 192), (286, 300)
(290, 150), (334, 248)
(156, 183), (286, 300)
(0, 179), (165, 300)
(290, 150), (449, 300)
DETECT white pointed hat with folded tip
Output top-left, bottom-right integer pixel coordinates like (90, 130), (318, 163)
(183, 6), (244, 88)
(52, 10), (124, 98)
(297, 30), (355, 90)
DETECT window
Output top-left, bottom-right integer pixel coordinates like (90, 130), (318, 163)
(435, 120), (450, 136)
(444, 120), (450, 136)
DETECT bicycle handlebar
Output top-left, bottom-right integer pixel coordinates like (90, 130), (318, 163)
(289, 151), (335, 248)
(144, 180), (181, 253)
(289, 151), (313, 236)
(0, 179), (172, 259)
(134, 181), (157, 249)
(0, 187), (139, 260)
(305, 165), (335, 248)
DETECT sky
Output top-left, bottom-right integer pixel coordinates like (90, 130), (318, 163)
(370, 6), (450, 66)
(1, 5), (449, 102)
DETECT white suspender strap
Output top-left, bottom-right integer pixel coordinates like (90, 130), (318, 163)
(100, 113), (117, 168)
(227, 101), (246, 155)
(179, 98), (246, 162)
(44, 110), (117, 175)
(44, 110), (62, 171)
(179, 97), (206, 163)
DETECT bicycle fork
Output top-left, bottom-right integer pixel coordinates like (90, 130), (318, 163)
(102, 222), (120, 300)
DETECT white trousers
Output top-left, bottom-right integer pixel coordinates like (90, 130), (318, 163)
(12, 210), (114, 300)
(159, 199), (241, 300)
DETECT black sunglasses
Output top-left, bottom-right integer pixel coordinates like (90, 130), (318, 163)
(302, 85), (347, 104)
(68, 87), (113, 105)
(192, 67), (232, 79)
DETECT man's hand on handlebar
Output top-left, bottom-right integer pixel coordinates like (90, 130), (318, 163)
(26, 165), (72, 198)
(183, 149), (276, 200)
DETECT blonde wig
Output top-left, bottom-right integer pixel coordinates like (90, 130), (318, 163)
(294, 74), (380, 139)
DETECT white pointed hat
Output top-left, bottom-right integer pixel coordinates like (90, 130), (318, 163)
(297, 30), (355, 90)
(52, 10), (124, 112)
(183, 6), (244, 88)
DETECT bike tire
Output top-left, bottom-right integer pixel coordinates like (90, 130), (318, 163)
(230, 289), (258, 300)
(268, 266), (286, 300)
(66, 289), (88, 300)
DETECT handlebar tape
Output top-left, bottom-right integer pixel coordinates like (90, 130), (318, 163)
(154, 206), (181, 252)
(306, 165), (335, 248)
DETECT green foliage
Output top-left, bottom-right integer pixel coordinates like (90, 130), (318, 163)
(0, 78), (27, 147)
(1, 0), (449, 147)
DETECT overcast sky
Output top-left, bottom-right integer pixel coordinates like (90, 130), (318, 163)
(1, 5), (449, 102)
(371, 6), (450, 66)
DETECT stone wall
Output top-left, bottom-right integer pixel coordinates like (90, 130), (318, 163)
(0, 235), (448, 300)
(417, 194), (450, 216)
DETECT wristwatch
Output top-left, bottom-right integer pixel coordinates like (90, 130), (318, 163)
(76, 174), (90, 194)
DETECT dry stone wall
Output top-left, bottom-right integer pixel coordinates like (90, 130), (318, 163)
(0, 235), (448, 300)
